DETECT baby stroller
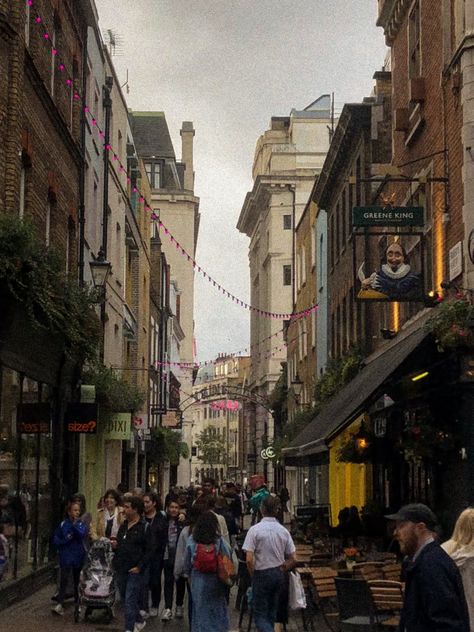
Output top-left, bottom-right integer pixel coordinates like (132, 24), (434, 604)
(77, 538), (115, 623)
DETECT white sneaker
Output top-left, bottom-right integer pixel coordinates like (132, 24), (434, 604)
(149, 608), (158, 617)
(134, 622), (146, 632)
(175, 606), (184, 618)
(139, 610), (149, 620)
(161, 608), (173, 621)
(52, 604), (64, 616)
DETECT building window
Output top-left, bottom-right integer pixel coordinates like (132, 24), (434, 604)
(145, 161), (161, 189)
(283, 264), (291, 286)
(45, 200), (52, 246)
(19, 165), (26, 219)
(283, 214), (291, 230)
(408, 1), (421, 78)
(25, 1), (30, 45)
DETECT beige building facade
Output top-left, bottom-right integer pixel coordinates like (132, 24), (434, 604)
(131, 113), (200, 486)
(237, 96), (332, 487)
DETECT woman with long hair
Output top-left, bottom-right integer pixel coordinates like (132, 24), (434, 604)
(442, 508), (474, 631)
(90, 488), (124, 541)
(174, 505), (204, 625)
(184, 510), (232, 632)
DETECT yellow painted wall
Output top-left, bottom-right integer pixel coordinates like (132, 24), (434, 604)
(328, 414), (372, 526)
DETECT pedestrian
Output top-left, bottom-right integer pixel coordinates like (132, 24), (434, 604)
(201, 494), (231, 546)
(160, 500), (186, 621)
(184, 510), (232, 632)
(278, 487), (290, 513)
(386, 503), (469, 632)
(243, 495), (296, 632)
(51, 500), (88, 616)
(90, 488), (124, 541)
(174, 505), (204, 626)
(113, 496), (153, 632)
(140, 492), (167, 618)
(249, 475), (270, 525)
(442, 508), (474, 631)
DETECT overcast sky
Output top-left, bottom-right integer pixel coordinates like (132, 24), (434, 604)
(94, 0), (387, 362)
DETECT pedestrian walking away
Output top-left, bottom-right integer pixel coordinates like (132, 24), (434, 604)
(113, 496), (153, 632)
(386, 503), (470, 632)
(184, 510), (233, 632)
(243, 495), (296, 632)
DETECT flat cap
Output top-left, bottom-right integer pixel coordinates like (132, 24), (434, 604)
(385, 503), (437, 529)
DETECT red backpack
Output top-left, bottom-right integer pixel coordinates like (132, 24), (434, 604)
(193, 543), (217, 573)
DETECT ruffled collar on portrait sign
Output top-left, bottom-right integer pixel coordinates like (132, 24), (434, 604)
(381, 263), (411, 279)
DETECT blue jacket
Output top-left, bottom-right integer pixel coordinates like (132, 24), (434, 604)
(53, 518), (88, 568)
(400, 541), (469, 632)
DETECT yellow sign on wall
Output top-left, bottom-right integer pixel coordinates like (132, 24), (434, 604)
(102, 413), (131, 441)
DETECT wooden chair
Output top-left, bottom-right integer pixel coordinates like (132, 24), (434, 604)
(382, 563), (402, 581)
(311, 567), (339, 632)
(353, 562), (384, 581)
(368, 580), (404, 629)
(335, 577), (379, 631)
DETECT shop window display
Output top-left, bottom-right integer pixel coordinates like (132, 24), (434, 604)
(0, 367), (54, 585)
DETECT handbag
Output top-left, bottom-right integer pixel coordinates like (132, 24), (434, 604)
(288, 571), (306, 610)
(217, 547), (237, 586)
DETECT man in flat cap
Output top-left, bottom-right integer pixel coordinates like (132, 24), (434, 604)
(386, 503), (469, 632)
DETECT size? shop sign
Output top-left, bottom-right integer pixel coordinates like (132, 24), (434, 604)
(65, 403), (98, 434)
(353, 206), (424, 227)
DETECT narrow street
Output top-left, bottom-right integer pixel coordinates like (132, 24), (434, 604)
(0, 582), (306, 632)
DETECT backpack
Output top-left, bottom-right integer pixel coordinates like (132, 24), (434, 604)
(193, 543), (217, 573)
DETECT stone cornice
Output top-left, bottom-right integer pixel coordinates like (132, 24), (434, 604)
(377, 0), (411, 45)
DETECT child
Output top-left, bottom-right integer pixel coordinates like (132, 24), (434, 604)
(52, 500), (88, 615)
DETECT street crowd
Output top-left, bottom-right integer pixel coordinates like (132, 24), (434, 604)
(3, 476), (474, 632)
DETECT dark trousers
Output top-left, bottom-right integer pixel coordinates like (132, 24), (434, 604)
(252, 567), (284, 632)
(141, 555), (163, 611)
(116, 571), (144, 631)
(57, 566), (81, 605)
(163, 558), (185, 609)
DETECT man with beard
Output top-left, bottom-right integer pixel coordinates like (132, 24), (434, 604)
(386, 503), (469, 632)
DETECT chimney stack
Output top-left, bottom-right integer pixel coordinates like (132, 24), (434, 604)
(180, 121), (195, 192)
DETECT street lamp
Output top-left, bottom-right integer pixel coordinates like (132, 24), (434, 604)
(291, 374), (304, 405)
(90, 248), (111, 292)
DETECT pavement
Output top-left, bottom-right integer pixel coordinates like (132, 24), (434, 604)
(0, 581), (310, 632)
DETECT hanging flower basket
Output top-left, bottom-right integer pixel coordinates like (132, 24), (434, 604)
(401, 416), (456, 465)
(426, 297), (474, 351)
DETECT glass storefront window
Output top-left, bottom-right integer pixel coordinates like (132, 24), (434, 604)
(0, 367), (54, 586)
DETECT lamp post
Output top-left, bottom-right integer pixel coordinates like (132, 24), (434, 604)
(90, 248), (111, 361)
(291, 374), (304, 407)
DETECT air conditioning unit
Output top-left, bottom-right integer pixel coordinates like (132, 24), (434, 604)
(409, 77), (426, 103)
(394, 108), (409, 132)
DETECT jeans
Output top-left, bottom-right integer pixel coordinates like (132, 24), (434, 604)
(163, 558), (185, 609)
(116, 571), (144, 631)
(252, 567), (284, 632)
(57, 566), (81, 605)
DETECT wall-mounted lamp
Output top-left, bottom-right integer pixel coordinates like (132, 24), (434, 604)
(90, 248), (111, 300)
(291, 374), (304, 404)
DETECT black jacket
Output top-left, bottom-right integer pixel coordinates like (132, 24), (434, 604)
(400, 540), (469, 632)
(114, 519), (153, 575)
(146, 511), (168, 558)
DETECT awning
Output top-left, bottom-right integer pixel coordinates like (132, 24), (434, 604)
(283, 311), (433, 462)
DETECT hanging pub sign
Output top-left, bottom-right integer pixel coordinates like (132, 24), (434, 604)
(17, 402), (52, 434)
(65, 403), (98, 433)
(353, 206), (424, 227)
(355, 233), (425, 302)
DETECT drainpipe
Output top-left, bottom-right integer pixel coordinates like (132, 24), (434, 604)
(289, 184), (296, 310)
(78, 28), (88, 287)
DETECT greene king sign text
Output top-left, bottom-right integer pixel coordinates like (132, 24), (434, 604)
(353, 206), (424, 227)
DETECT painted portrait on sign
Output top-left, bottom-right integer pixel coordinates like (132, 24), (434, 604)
(357, 240), (423, 301)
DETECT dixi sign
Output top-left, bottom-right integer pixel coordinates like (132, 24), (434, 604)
(65, 403), (98, 434)
(210, 400), (241, 411)
(353, 206), (424, 227)
(103, 413), (132, 441)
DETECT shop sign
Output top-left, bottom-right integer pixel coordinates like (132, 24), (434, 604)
(16, 402), (51, 434)
(65, 403), (98, 433)
(261, 446), (275, 460)
(449, 241), (463, 281)
(103, 412), (131, 441)
(210, 400), (241, 411)
(353, 206), (424, 227)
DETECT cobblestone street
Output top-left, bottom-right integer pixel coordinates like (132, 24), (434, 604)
(0, 582), (309, 632)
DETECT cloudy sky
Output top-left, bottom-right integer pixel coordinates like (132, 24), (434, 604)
(94, 0), (387, 362)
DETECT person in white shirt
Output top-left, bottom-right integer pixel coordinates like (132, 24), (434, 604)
(243, 496), (295, 632)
